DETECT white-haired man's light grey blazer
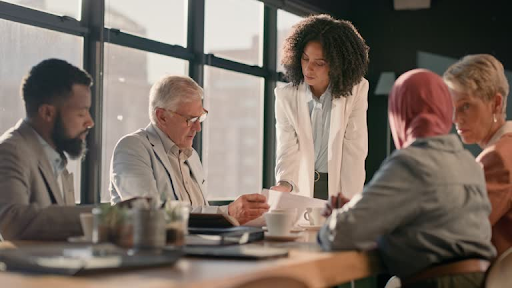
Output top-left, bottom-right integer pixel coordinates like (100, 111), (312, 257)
(110, 123), (225, 213)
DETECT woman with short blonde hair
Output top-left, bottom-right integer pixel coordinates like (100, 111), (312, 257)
(444, 54), (512, 256)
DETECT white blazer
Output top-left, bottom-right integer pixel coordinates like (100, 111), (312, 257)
(274, 79), (369, 199)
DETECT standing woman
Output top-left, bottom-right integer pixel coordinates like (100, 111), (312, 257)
(444, 54), (512, 256)
(271, 15), (369, 200)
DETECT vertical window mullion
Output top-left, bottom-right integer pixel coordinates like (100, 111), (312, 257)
(188, 0), (205, 158)
(81, 0), (105, 204)
(262, 5), (278, 189)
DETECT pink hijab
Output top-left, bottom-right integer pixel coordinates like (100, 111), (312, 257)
(388, 69), (453, 149)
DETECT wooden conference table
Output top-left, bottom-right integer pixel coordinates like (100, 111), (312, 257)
(0, 230), (384, 288)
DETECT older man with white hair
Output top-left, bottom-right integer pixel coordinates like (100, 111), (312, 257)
(109, 75), (269, 224)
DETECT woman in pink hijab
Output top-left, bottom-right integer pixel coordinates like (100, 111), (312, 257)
(319, 69), (495, 288)
(388, 69), (453, 149)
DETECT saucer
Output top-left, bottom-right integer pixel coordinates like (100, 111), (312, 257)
(262, 226), (304, 233)
(67, 235), (92, 243)
(298, 224), (323, 231)
(264, 232), (302, 242)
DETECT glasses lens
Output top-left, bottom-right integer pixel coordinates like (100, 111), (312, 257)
(186, 110), (208, 126)
(198, 113), (207, 123)
(188, 116), (199, 125)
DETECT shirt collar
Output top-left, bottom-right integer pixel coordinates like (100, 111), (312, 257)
(305, 84), (332, 104)
(483, 121), (512, 148)
(28, 122), (67, 176)
(152, 123), (192, 160)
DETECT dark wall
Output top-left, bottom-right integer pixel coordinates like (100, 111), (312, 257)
(298, 0), (351, 17)
(323, 0), (512, 180)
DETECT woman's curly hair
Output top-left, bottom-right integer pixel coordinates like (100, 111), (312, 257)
(281, 14), (369, 98)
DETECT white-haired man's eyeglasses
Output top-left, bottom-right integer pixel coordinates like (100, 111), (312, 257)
(161, 108), (208, 127)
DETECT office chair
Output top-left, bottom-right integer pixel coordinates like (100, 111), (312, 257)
(485, 247), (512, 288)
(231, 276), (309, 288)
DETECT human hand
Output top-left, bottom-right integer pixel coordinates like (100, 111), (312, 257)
(322, 193), (350, 217)
(228, 194), (270, 225)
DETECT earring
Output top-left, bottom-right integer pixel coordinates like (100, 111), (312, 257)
(493, 113), (497, 123)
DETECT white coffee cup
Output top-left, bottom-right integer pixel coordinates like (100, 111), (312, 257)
(303, 207), (325, 226)
(264, 210), (294, 236)
(80, 213), (94, 241)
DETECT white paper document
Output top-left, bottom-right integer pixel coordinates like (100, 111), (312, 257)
(244, 189), (327, 227)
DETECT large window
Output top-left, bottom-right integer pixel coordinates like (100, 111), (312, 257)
(1, 0), (307, 204)
(205, 0), (264, 66)
(277, 10), (303, 73)
(2, 0), (82, 19)
(0, 18), (83, 201)
(105, 0), (187, 46)
(203, 67), (264, 200)
(101, 43), (188, 202)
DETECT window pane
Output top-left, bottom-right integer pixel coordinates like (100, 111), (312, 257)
(0, 19), (83, 201)
(3, 0), (82, 20)
(205, 0), (263, 66)
(277, 10), (303, 73)
(102, 43), (188, 202)
(203, 67), (264, 200)
(105, 0), (187, 47)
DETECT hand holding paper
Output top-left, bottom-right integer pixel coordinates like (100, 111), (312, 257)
(228, 194), (269, 225)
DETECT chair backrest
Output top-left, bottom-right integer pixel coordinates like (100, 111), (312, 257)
(384, 276), (402, 288)
(0, 242), (16, 249)
(231, 276), (309, 288)
(485, 247), (512, 288)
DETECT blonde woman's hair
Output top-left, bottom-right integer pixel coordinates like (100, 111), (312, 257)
(443, 54), (509, 117)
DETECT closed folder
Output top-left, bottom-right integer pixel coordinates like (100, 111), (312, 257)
(188, 213), (240, 228)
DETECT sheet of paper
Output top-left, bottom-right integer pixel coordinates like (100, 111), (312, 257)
(244, 189), (327, 227)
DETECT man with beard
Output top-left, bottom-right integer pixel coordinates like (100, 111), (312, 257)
(0, 59), (94, 240)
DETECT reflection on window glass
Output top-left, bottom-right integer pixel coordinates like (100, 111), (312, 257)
(277, 10), (303, 73)
(0, 19), (83, 201)
(203, 67), (263, 200)
(102, 43), (188, 202)
(105, 0), (187, 47)
(205, 0), (263, 66)
(3, 0), (82, 20)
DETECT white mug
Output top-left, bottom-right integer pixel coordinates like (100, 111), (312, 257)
(264, 210), (294, 236)
(79, 213), (94, 241)
(270, 208), (298, 225)
(303, 207), (325, 226)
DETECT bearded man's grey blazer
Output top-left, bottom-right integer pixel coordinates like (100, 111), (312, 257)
(0, 120), (90, 240)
